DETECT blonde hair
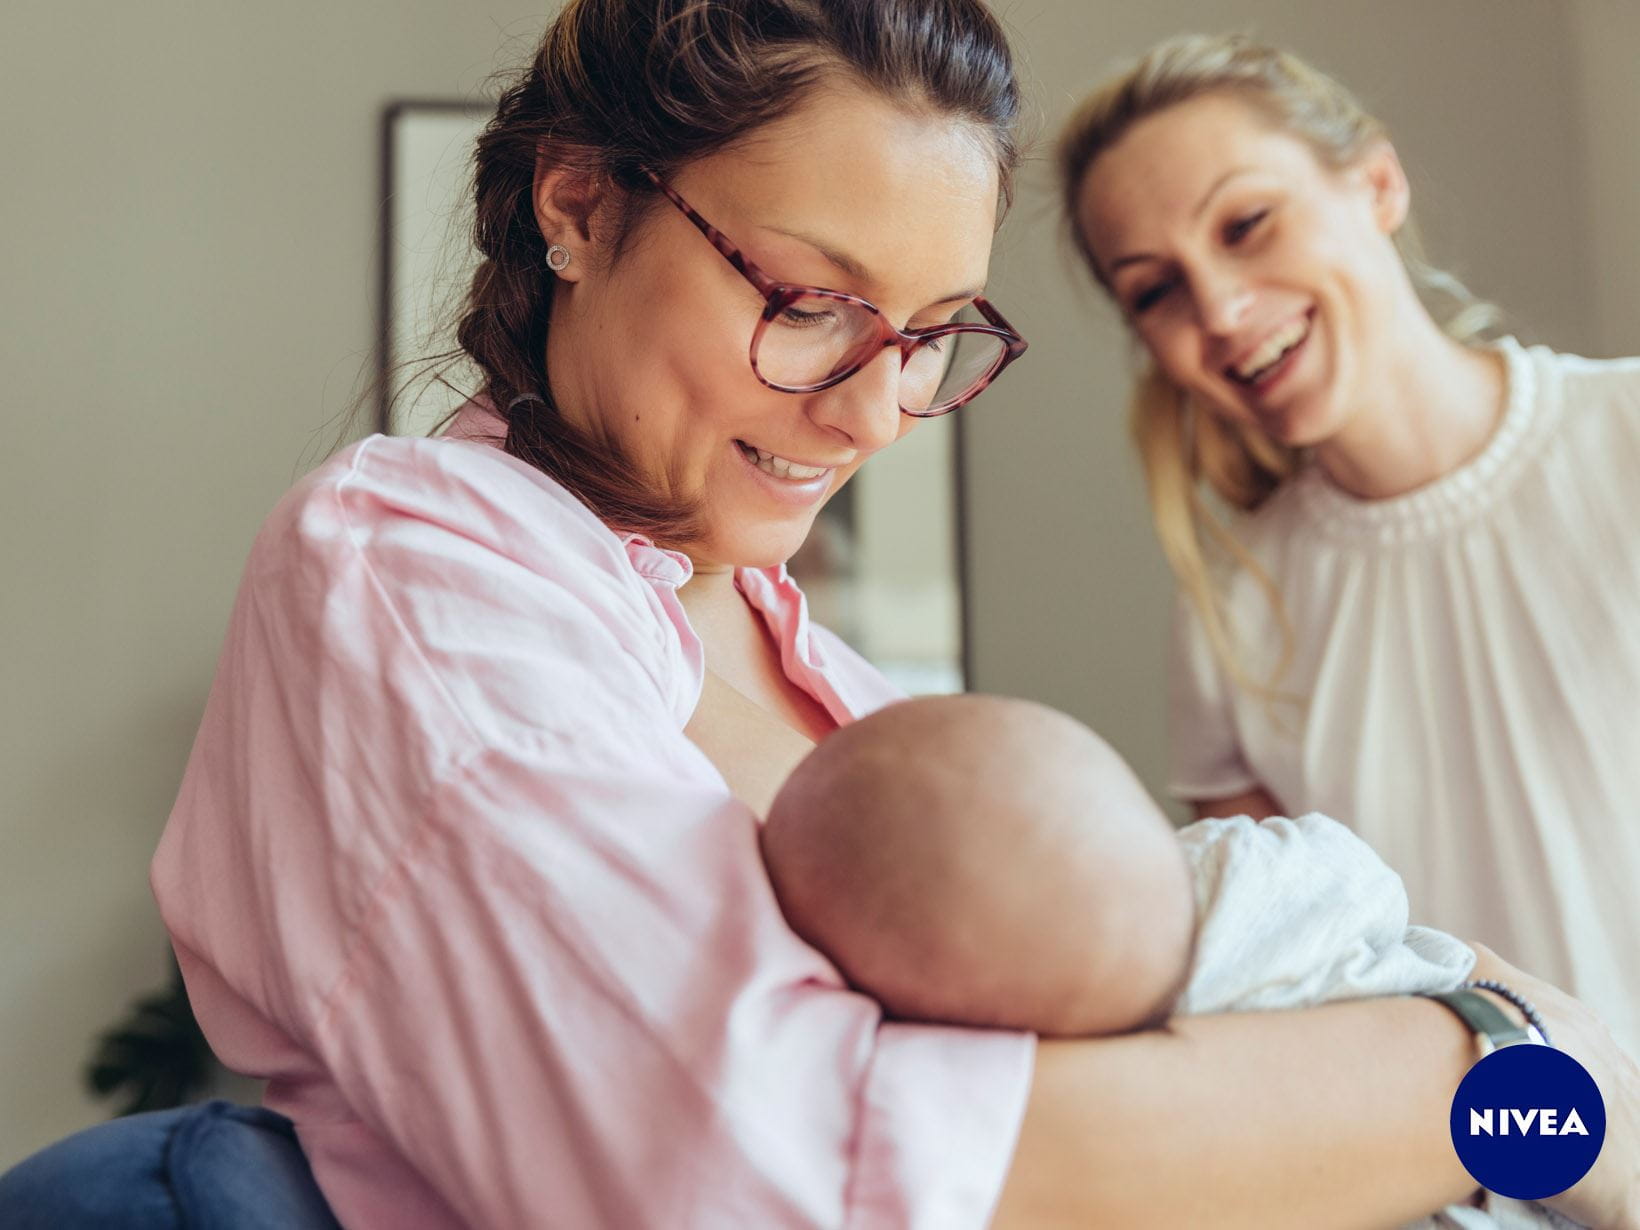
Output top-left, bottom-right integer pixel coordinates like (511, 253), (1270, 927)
(1057, 33), (1499, 699)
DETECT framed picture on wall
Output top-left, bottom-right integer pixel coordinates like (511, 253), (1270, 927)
(378, 100), (491, 438)
(784, 422), (970, 694)
(377, 99), (970, 694)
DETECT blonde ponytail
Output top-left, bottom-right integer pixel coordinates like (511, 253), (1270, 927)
(1129, 364), (1298, 700)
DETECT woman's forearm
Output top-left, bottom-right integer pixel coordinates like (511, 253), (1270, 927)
(990, 995), (1477, 1229)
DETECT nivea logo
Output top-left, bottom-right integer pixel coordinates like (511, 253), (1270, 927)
(1450, 1046), (1605, 1200)
(1468, 1107), (1589, 1137)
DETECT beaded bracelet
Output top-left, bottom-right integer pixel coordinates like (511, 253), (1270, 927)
(1461, 978), (1552, 1047)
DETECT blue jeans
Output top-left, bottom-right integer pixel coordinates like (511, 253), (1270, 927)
(0, 1100), (341, 1229)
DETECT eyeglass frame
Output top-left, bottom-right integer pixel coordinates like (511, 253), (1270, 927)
(640, 169), (1028, 418)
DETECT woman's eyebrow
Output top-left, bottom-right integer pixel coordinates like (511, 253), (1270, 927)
(1108, 250), (1159, 275)
(764, 225), (982, 305)
(1104, 166), (1261, 278)
(1191, 166), (1257, 219)
(765, 225), (871, 281)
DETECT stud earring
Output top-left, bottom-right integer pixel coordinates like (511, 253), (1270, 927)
(546, 243), (571, 272)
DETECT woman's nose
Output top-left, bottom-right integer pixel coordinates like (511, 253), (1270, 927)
(805, 347), (904, 453)
(1192, 270), (1256, 336)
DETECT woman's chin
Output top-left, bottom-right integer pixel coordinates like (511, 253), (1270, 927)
(1267, 399), (1347, 451)
(696, 522), (818, 574)
(1220, 386), (1334, 451)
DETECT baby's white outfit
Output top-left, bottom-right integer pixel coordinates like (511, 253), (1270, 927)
(1180, 813), (1582, 1230)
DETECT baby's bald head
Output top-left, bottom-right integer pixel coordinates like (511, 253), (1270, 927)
(761, 695), (1194, 1036)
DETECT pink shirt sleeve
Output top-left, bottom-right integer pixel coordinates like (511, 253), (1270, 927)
(152, 434), (1033, 1230)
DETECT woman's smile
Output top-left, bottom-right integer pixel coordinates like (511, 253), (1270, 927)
(732, 437), (839, 506)
(1226, 309), (1313, 389)
(1220, 307), (1322, 437)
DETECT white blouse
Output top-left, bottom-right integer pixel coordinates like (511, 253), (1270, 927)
(1169, 337), (1640, 1055)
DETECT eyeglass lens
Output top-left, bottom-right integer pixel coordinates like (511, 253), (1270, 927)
(753, 297), (1008, 412)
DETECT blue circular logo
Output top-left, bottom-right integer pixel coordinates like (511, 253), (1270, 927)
(1449, 1045), (1605, 1200)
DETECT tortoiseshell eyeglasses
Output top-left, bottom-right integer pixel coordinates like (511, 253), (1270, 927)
(644, 171), (1027, 418)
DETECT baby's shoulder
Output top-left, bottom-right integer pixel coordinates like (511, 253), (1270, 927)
(1179, 811), (1388, 872)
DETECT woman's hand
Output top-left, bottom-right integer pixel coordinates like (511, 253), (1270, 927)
(1468, 943), (1640, 1230)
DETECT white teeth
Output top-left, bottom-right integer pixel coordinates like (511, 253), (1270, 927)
(744, 443), (827, 480)
(1233, 317), (1310, 381)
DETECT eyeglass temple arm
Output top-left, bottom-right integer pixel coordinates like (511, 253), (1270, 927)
(643, 168), (1027, 361)
(640, 168), (782, 298)
(972, 296), (1027, 351)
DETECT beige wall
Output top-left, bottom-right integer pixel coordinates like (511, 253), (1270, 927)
(0, 0), (546, 1167)
(0, 0), (1628, 1171)
(1569, 0), (1640, 360)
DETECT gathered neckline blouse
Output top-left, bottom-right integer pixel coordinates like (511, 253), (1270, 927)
(1285, 336), (1539, 542)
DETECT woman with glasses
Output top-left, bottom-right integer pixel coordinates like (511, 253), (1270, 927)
(141, 6), (1638, 1230)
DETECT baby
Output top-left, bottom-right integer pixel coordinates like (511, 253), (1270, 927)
(763, 692), (1197, 1037)
(760, 694), (1575, 1230)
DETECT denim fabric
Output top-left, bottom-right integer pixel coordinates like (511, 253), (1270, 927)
(0, 1100), (342, 1229)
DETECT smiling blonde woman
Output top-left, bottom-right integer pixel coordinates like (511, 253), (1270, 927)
(1060, 32), (1640, 1063)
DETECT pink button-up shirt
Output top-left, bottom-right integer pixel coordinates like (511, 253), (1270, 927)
(151, 408), (1034, 1230)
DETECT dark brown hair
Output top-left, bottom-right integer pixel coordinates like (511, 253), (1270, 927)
(457, 0), (1022, 543)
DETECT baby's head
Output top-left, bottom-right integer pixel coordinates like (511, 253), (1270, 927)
(761, 695), (1195, 1037)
